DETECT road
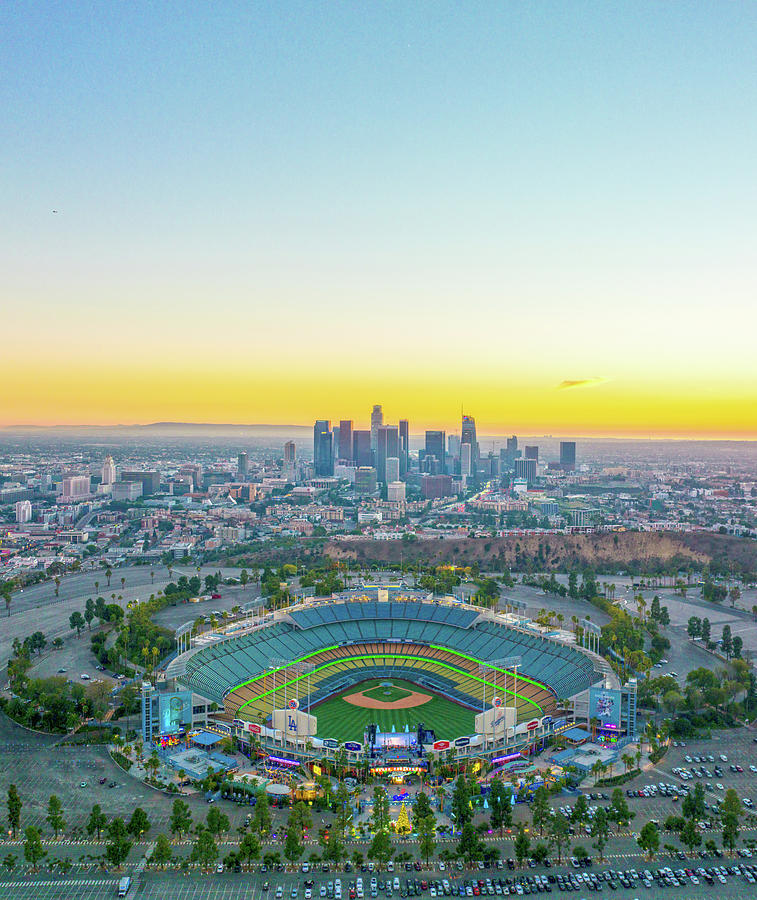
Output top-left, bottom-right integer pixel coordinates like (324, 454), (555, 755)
(0, 564), (253, 667)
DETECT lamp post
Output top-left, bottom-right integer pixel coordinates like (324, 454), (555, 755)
(478, 656), (521, 752)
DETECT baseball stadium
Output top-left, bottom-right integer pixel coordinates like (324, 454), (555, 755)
(175, 590), (602, 758)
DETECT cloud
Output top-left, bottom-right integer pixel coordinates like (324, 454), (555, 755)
(557, 376), (609, 390)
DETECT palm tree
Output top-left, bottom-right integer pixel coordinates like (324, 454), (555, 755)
(106, 567), (112, 587)
(120, 576), (126, 592)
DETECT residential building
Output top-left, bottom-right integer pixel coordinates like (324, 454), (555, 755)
(15, 500), (32, 523)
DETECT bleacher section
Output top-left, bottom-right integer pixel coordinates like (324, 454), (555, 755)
(179, 600), (599, 728)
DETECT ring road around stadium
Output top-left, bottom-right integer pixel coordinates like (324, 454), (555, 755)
(173, 590), (602, 763)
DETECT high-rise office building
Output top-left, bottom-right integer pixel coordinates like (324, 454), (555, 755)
(460, 442), (472, 477)
(424, 430), (446, 473)
(352, 430), (372, 467)
(283, 441), (296, 481)
(560, 441), (577, 471)
(338, 420), (353, 462)
(237, 452), (249, 477)
(514, 457), (537, 484)
(376, 425), (399, 484)
(525, 446), (539, 461)
(122, 470), (162, 495)
(101, 455), (116, 485)
(385, 457), (400, 484)
(421, 474), (454, 500)
(461, 414), (479, 476)
(501, 435), (520, 470)
(355, 466), (378, 494)
(387, 480), (406, 503)
(370, 404), (383, 452)
(313, 420), (333, 476)
(398, 419), (409, 477)
(62, 474), (91, 500)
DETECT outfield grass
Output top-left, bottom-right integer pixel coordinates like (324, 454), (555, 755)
(313, 679), (475, 743)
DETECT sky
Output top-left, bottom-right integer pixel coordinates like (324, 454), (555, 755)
(2, 1), (756, 436)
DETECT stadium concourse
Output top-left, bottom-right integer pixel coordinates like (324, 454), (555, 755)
(174, 589), (602, 762)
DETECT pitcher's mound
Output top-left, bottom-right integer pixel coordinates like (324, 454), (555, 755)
(343, 688), (433, 710)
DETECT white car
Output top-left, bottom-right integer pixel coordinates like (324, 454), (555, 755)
(80, 673), (90, 680)
(749, 765), (757, 774)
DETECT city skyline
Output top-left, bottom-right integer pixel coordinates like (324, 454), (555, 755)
(4, 3), (757, 437)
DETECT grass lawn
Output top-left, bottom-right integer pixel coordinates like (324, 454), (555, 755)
(313, 679), (475, 743)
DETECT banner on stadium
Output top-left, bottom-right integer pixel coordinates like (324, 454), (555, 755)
(454, 737), (470, 748)
(432, 740), (451, 751)
(344, 741), (362, 753)
(321, 738), (339, 749)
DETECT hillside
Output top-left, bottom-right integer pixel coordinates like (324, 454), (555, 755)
(323, 530), (757, 574)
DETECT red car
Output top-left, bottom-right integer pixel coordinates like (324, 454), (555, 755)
(211, 593), (222, 599)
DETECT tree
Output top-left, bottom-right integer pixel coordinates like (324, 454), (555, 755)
(489, 778), (512, 836)
(451, 775), (472, 830)
(239, 831), (261, 867)
(608, 789), (632, 833)
(7, 785), (21, 839)
(531, 786), (551, 837)
(371, 786), (391, 834)
(571, 794), (589, 827)
(700, 617), (711, 644)
(368, 828), (394, 869)
(417, 813), (436, 865)
(721, 788), (742, 856)
(637, 822), (660, 859)
(682, 783), (705, 821)
(86, 804), (108, 840)
(514, 824), (530, 869)
(458, 821), (483, 866)
(169, 798), (193, 840)
(546, 812), (570, 864)
(68, 611), (85, 637)
(659, 606), (670, 627)
(46, 794), (65, 838)
(127, 807), (151, 839)
(105, 818), (132, 869)
(152, 833), (173, 869)
(591, 807), (610, 862)
(721, 625), (733, 659)
(680, 817), (701, 854)
(687, 617), (701, 641)
(2, 854), (16, 873)
(206, 807), (230, 842)
(84, 597), (95, 631)
(252, 792), (272, 837)
(23, 827), (46, 871)
(334, 782), (353, 842)
(191, 830), (218, 870)
(0, 582), (13, 617)
(732, 636), (743, 659)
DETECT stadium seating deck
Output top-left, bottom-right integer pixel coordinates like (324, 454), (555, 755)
(180, 600), (598, 725)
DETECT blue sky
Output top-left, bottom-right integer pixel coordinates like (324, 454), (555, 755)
(2, 2), (756, 432)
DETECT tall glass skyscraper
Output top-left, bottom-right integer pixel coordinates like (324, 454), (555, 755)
(313, 420), (333, 476)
